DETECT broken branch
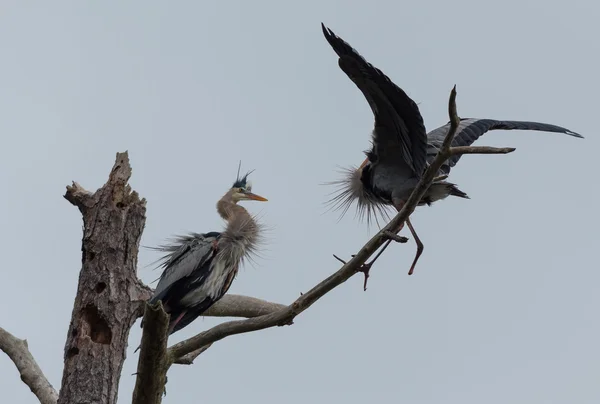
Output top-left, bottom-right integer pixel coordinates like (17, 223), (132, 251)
(132, 302), (170, 404)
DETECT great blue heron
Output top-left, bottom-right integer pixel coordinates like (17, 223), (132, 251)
(321, 23), (583, 275)
(144, 167), (267, 336)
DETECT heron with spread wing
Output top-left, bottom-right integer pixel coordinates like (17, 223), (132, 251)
(145, 167), (267, 336)
(321, 23), (583, 275)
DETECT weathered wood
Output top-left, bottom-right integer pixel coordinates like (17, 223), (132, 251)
(132, 302), (170, 404)
(59, 151), (150, 404)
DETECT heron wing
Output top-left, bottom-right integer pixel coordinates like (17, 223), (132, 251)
(321, 23), (428, 176)
(148, 232), (221, 305)
(170, 266), (238, 334)
(426, 118), (584, 174)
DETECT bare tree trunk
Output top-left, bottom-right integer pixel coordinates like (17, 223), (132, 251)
(59, 152), (151, 404)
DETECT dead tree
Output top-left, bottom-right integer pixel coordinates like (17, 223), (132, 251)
(0, 88), (514, 404)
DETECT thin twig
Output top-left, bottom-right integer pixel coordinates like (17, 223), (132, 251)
(333, 254), (347, 264)
(383, 231), (408, 243)
(172, 343), (214, 365)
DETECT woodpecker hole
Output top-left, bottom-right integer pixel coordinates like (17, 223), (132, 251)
(116, 202), (125, 209)
(87, 251), (96, 261)
(82, 305), (112, 345)
(95, 282), (106, 294)
(71, 328), (78, 337)
(66, 347), (79, 359)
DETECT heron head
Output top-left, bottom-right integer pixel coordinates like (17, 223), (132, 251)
(231, 168), (268, 203)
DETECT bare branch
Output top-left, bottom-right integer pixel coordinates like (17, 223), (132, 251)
(382, 231), (408, 243)
(172, 343), (213, 365)
(450, 146), (516, 156)
(440, 85), (460, 152)
(166, 85), (490, 363)
(167, 296), (286, 365)
(0, 327), (58, 404)
(64, 181), (93, 213)
(131, 288), (287, 320)
(202, 294), (286, 318)
(132, 302), (170, 404)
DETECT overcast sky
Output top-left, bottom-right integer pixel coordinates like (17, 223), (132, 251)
(1, 1), (598, 403)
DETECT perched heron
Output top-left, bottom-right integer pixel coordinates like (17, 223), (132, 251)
(144, 168), (267, 336)
(321, 23), (583, 275)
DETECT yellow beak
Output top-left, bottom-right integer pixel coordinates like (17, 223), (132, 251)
(244, 192), (268, 202)
(359, 158), (369, 170)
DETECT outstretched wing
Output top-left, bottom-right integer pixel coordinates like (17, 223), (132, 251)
(321, 23), (428, 176)
(426, 118), (584, 174)
(148, 232), (221, 305)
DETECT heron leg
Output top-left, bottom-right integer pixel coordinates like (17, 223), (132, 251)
(405, 218), (424, 275)
(359, 201), (410, 282)
(168, 311), (186, 335)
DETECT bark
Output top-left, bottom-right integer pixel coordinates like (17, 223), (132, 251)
(58, 152), (150, 404)
(0, 327), (58, 404)
(131, 302), (170, 404)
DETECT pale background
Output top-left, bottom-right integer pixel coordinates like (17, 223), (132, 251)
(1, 1), (598, 403)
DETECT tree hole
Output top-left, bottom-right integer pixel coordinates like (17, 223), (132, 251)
(82, 305), (112, 345)
(67, 347), (79, 359)
(95, 282), (106, 294)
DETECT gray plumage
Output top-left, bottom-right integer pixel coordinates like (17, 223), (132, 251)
(144, 170), (267, 335)
(321, 23), (428, 178)
(321, 23), (583, 274)
(427, 119), (583, 175)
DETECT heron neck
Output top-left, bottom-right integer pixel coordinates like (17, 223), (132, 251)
(216, 199), (247, 222)
(216, 197), (260, 255)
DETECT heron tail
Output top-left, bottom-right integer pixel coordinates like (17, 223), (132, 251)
(448, 184), (469, 199)
(422, 181), (469, 205)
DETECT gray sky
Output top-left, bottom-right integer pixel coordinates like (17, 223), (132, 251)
(1, 1), (598, 403)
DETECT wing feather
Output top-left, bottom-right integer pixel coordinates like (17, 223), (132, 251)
(427, 118), (583, 174)
(321, 23), (428, 176)
(148, 232), (220, 304)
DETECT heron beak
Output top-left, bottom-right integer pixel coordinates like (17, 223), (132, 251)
(244, 192), (268, 202)
(359, 158), (369, 170)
